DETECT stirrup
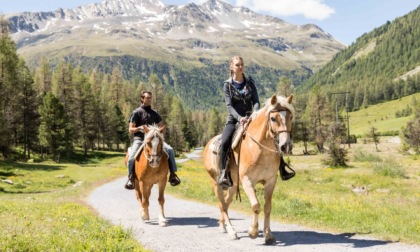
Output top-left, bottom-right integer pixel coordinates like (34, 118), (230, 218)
(124, 175), (135, 190)
(280, 162), (296, 181)
(169, 173), (181, 186)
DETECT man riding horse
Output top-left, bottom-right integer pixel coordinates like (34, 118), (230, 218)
(125, 91), (181, 190)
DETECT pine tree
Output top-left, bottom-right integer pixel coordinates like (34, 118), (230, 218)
(276, 76), (294, 97)
(166, 97), (185, 154)
(0, 18), (20, 158)
(17, 59), (39, 159)
(402, 102), (420, 153)
(34, 57), (52, 96)
(306, 84), (332, 153)
(73, 68), (97, 156)
(367, 126), (380, 152)
(38, 92), (70, 162)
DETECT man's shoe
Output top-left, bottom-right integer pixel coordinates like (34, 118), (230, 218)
(124, 174), (135, 190)
(169, 172), (181, 186)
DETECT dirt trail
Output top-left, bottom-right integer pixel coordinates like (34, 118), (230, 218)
(87, 176), (420, 252)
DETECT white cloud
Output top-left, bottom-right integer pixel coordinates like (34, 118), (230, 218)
(234, 0), (335, 20)
(189, 0), (334, 20)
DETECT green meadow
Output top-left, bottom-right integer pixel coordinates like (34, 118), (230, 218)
(0, 152), (149, 251)
(348, 93), (420, 136)
(168, 139), (420, 244)
(1, 95), (420, 250)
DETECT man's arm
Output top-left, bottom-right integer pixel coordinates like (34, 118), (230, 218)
(128, 122), (143, 133)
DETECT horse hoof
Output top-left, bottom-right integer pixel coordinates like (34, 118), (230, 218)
(159, 221), (168, 227)
(248, 227), (259, 239)
(219, 224), (227, 233)
(228, 232), (238, 240)
(265, 236), (276, 245)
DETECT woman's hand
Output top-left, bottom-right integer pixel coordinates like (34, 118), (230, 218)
(240, 117), (248, 125)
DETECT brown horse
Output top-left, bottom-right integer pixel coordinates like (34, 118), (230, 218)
(203, 94), (295, 244)
(126, 124), (169, 226)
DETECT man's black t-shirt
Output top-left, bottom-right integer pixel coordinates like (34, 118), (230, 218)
(129, 105), (162, 140)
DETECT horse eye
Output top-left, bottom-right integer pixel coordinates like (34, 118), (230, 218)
(270, 117), (276, 122)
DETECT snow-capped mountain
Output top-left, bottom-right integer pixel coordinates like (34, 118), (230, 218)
(4, 0), (345, 109)
(6, 0), (343, 69)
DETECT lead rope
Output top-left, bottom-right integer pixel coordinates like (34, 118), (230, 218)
(235, 136), (243, 202)
(234, 119), (251, 202)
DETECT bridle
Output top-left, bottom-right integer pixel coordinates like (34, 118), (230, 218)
(268, 109), (292, 135)
(143, 131), (164, 167)
(244, 108), (292, 154)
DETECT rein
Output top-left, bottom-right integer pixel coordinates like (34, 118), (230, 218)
(245, 131), (279, 153)
(142, 130), (164, 166)
(244, 109), (291, 154)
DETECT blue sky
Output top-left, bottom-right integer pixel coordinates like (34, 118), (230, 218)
(1, 0), (418, 45)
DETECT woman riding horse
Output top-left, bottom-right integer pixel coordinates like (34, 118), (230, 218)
(218, 56), (294, 188)
(204, 91), (295, 244)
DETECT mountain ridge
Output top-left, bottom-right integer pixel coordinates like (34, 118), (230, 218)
(4, 0), (345, 109)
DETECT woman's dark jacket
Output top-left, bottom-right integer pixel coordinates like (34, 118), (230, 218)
(223, 76), (260, 124)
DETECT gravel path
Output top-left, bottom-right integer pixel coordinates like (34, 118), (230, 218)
(87, 148), (419, 251)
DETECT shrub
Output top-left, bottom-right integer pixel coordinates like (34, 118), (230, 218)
(353, 149), (382, 162)
(373, 158), (406, 178)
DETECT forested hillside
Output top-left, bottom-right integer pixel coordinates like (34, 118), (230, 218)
(0, 18), (226, 160)
(297, 5), (420, 111)
(75, 55), (311, 110)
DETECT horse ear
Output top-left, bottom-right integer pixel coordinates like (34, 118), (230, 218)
(143, 125), (150, 133)
(287, 94), (294, 104)
(270, 94), (277, 105)
(159, 125), (166, 133)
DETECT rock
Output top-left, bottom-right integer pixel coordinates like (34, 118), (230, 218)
(1, 179), (13, 185)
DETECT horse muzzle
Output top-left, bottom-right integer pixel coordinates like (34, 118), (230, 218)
(146, 154), (162, 168)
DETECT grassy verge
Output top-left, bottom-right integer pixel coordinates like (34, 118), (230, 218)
(0, 151), (148, 251)
(167, 140), (420, 244)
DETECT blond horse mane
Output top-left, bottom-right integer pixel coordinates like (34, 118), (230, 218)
(134, 124), (167, 159)
(263, 95), (295, 121)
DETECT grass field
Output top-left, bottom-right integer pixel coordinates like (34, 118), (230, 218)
(1, 139), (419, 249)
(167, 138), (420, 244)
(0, 151), (149, 251)
(348, 93), (420, 136)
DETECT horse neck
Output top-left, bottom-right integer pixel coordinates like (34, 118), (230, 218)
(247, 108), (270, 143)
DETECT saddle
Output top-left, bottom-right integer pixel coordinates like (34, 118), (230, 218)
(210, 119), (251, 169)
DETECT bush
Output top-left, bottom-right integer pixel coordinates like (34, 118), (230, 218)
(353, 149), (382, 162)
(373, 158), (406, 178)
(323, 143), (348, 167)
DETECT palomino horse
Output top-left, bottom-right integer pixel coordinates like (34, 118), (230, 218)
(203, 94), (295, 244)
(126, 125), (169, 226)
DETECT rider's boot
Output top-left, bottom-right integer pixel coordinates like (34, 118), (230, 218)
(124, 173), (135, 190)
(218, 150), (232, 188)
(168, 161), (181, 186)
(279, 156), (295, 180)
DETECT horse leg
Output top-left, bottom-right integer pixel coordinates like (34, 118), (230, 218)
(134, 181), (143, 218)
(157, 178), (167, 227)
(263, 180), (277, 245)
(140, 183), (151, 221)
(241, 176), (260, 239)
(212, 180), (238, 239)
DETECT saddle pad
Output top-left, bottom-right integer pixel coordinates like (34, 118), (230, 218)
(231, 123), (243, 149)
(210, 135), (222, 155)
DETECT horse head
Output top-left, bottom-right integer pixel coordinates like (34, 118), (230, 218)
(143, 125), (166, 168)
(265, 94), (295, 155)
